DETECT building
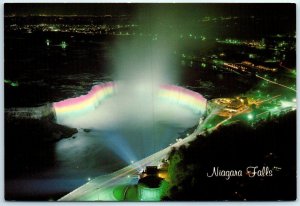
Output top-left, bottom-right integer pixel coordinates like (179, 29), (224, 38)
(137, 165), (169, 201)
(210, 97), (249, 117)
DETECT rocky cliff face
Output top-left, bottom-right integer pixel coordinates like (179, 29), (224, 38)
(5, 103), (55, 120)
(5, 103), (77, 142)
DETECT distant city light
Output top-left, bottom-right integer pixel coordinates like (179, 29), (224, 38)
(247, 114), (254, 120)
(11, 81), (19, 87)
(281, 100), (296, 108)
(60, 41), (67, 49)
(5, 79), (19, 87)
(45, 39), (50, 46)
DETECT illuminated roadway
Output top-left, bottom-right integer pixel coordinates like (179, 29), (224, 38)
(255, 74), (296, 92)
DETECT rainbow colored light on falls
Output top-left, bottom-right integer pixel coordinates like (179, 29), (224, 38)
(158, 84), (207, 114)
(53, 82), (115, 122)
(53, 82), (207, 123)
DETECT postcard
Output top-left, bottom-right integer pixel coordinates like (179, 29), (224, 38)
(4, 3), (296, 201)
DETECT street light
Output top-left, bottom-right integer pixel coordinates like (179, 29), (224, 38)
(60, 41), (67, 49)
(247, 114), (254, 120)
(45, 39), (50, 46)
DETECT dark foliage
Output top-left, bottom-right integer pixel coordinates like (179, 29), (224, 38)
(165, 111), (296, 201)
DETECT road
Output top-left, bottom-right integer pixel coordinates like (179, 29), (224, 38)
(255, 74), (296, 92)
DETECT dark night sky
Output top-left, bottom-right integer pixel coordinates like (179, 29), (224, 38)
(4, 3), (295, 18)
